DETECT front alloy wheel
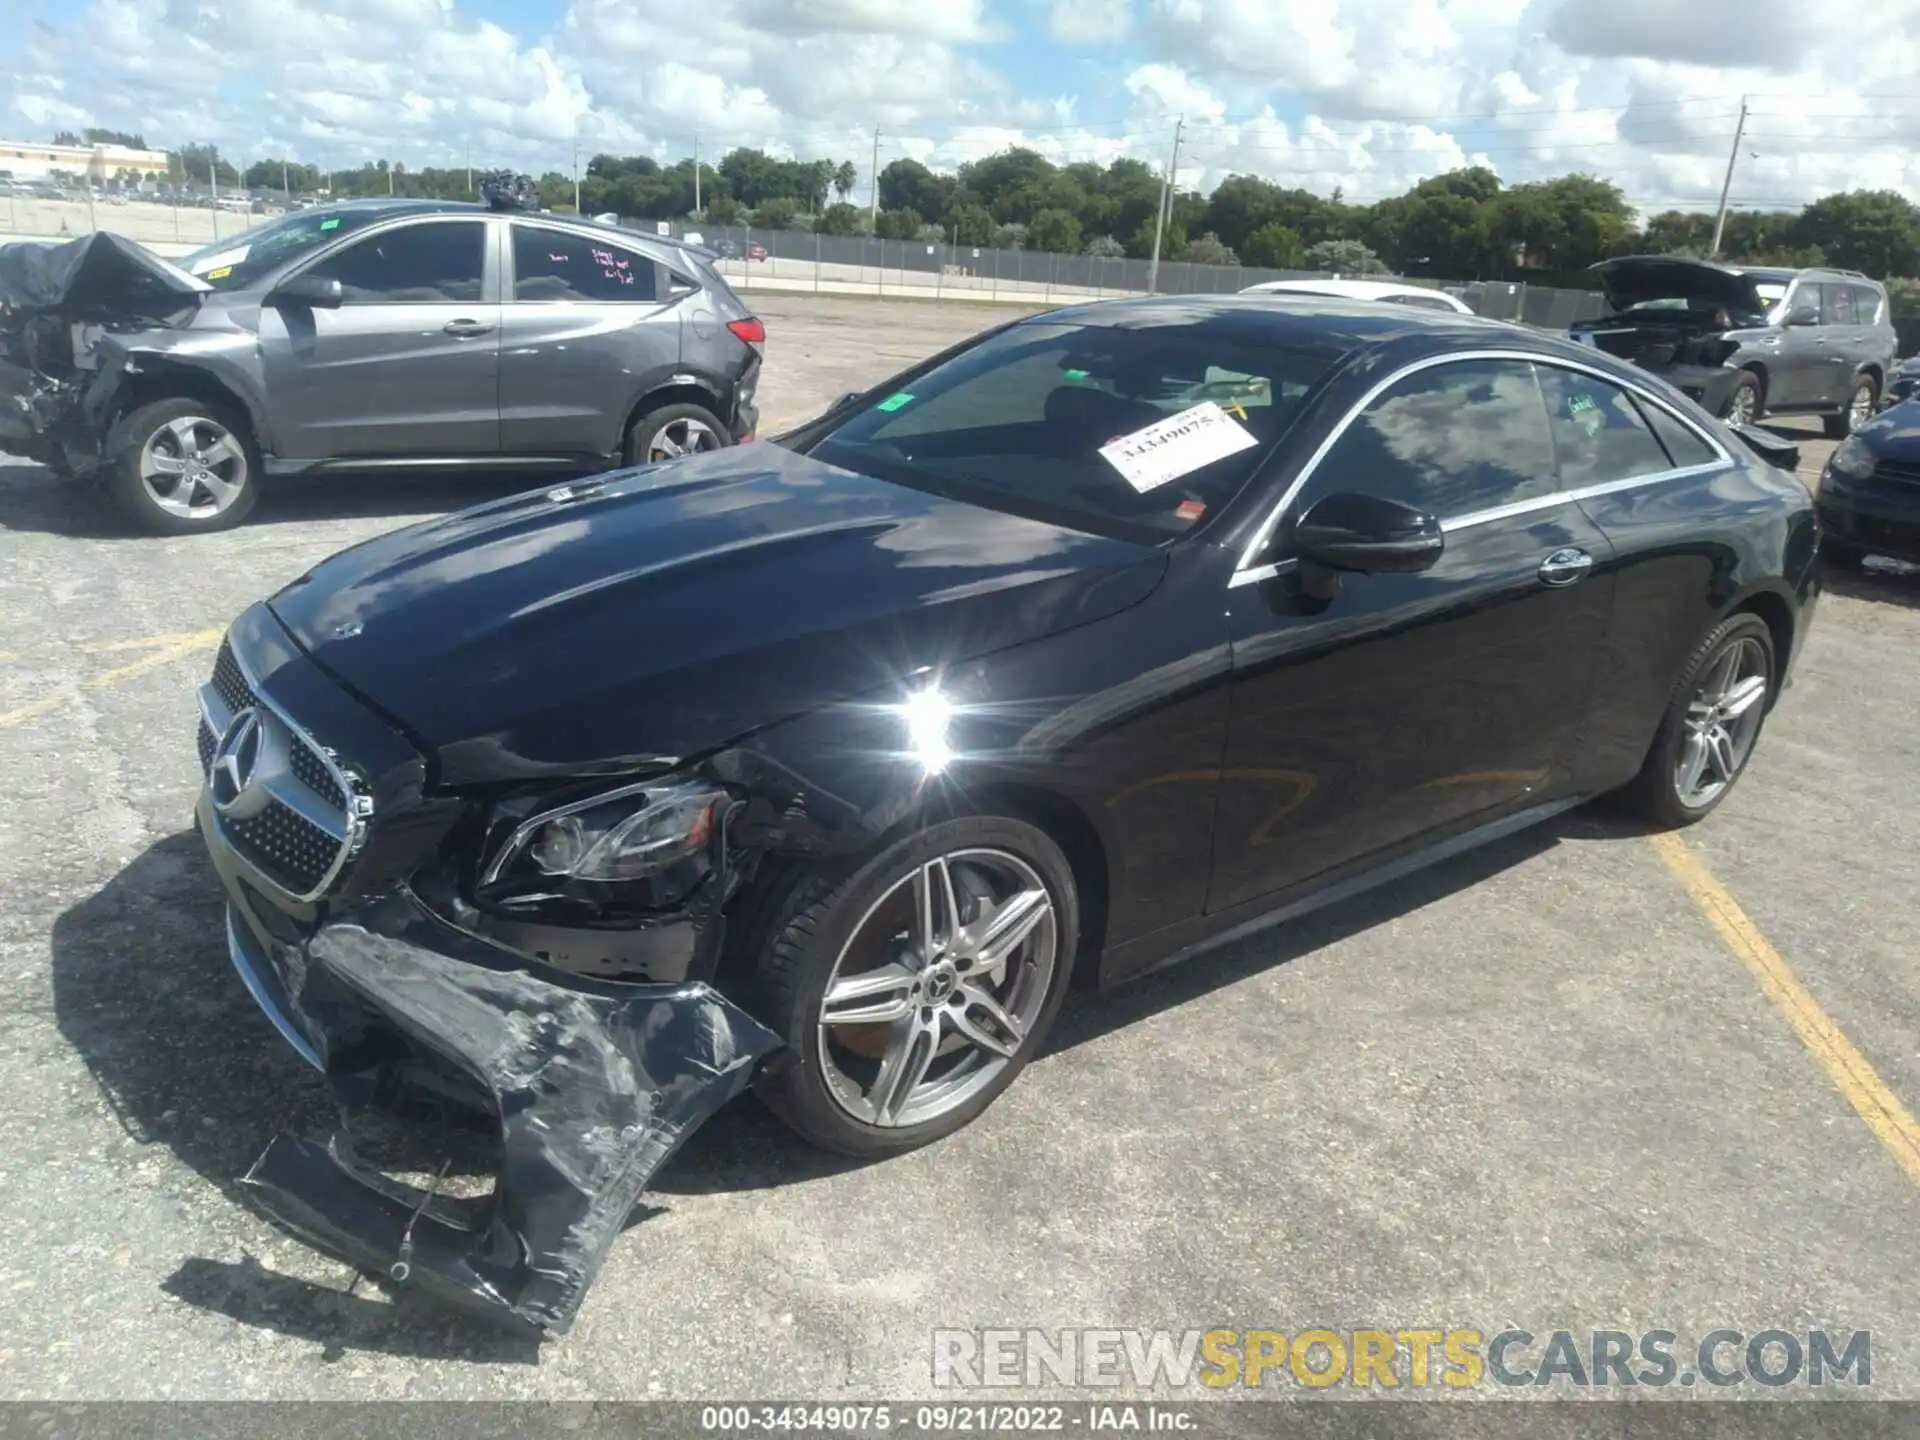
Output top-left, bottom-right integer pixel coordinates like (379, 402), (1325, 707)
(140, 415), (248, 520)
(1825, 378), (1877, 438)
(1725, 373), (1762, 428)
(818, 848), (1057, 1129)
(747, 813), (1079, 1157)
(104, 395), (259, 534)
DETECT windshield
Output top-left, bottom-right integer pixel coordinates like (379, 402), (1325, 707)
(177, 210), (388, 290)
(801, 321), (1333, 543)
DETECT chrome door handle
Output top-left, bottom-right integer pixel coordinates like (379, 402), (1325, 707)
(444, 319), (494, 337)
(1538, 548), (1594, 587)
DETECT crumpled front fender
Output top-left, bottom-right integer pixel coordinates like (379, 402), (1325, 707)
(232, 888), (783, 1337)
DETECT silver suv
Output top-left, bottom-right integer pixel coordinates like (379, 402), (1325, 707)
(0, 200), (765, 533)
(1569, 257), (1897, 439)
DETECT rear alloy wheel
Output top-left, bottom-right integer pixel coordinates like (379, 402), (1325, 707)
(1824, 377), (1877, 439)
(104, 397), (259, 534)
(625, 401), (731, 467)
(1724, 372), (1763, 428)
(747, 814), (1078, 1157)
(1614, 613), (1775, 828)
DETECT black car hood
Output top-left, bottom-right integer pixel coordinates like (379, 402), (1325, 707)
(1587, 256), (1767, 318)
(0, 231), (208, 321)
(269, 444), (1167, 785)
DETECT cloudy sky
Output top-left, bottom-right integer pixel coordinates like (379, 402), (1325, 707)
(6, 0), (1918, 212)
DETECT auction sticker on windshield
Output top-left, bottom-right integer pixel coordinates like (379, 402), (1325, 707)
(187, 245), (249, 276)
(1098, 401), (1257, 493)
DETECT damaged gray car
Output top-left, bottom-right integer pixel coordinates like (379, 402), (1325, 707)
(0, 208), (764, 534)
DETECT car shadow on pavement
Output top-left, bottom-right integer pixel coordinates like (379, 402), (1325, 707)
(1822, 558), (1920, 610)
(1041, 810), (1586, 1058)
(0, 461), (569, 537)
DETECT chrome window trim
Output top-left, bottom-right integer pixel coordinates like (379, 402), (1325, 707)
(198, 638), (371, 905)
(1229, 347), (1735, 584)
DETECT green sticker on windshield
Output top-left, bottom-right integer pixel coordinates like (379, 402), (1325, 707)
(1063, 368), (1089, 381)
(319, 217), (340, 231)
(875, 392), (915, 412)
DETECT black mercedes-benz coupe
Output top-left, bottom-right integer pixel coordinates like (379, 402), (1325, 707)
(194, 295), (1819, 1334)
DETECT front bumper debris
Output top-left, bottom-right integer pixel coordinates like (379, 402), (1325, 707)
(222, 884), (782, 1337)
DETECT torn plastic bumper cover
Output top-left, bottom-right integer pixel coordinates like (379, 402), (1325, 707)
(231, 887), (782, 1337)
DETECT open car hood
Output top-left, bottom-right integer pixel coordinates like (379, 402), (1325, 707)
(0, 231), (209, 321)
(1587, 256), (1768, 319)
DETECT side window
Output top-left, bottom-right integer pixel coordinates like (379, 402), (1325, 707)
(304, 221), (485, 303)
(1384, 292), (1460, 312)
(514, 227), (659, 302)
(1845, 284), (1883, 325)
(1536, 366), (1674, 489)
(1299, 358), (1557, 519)
(1789, 282), (1826, 324)
(1632, 396), (1719, 469)
(1827, 284), (1856, 325)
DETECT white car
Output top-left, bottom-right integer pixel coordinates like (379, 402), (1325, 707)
(1240, 277), (1474, 314)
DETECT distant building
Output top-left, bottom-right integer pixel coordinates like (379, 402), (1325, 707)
(0, 138), (170, 184)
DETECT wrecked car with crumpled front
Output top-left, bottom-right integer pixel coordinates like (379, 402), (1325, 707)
(0, 231), (212, 478)
(1568, 255), (1896, 436)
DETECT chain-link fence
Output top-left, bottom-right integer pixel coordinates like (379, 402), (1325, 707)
(0, 194), (1612, 330)
(655, 224), (1611, 328)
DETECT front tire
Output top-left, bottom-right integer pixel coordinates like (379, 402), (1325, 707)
(1614, 614), (1775, 829)
(624, 401), (731, 467)
(1723, 371), (1764, 428)
(745, 813), (1079, 1158)
(103, 397), (259, 534)
(1823, 376), (1877, 438)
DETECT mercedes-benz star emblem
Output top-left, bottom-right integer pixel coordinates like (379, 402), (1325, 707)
(210, 708), (273, 818)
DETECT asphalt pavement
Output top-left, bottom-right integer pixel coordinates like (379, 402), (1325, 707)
(0, 295), (1916, 1407)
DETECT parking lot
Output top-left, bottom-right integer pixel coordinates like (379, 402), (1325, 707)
(1, 293), (1918, 1404)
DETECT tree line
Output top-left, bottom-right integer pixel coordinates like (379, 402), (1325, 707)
(66, 132), (1920, 284)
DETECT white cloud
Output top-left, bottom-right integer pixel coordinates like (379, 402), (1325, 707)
(1050, 0), (1131, 45)
(1, 0), (1915, 216)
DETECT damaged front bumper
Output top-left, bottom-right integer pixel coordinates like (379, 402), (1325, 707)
(212, 838), (781, 1337)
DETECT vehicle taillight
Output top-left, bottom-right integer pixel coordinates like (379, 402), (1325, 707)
(727, 317), (766, 347)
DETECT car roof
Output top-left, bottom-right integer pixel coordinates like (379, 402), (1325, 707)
(305, 197), (693, 250)
(1028, 292), (1658, 386)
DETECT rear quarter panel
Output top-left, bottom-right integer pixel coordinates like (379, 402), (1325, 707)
(1571, 449), (1816, 789)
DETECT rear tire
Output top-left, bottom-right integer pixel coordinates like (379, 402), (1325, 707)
(103, 397), (259, 535)
(624, 402), (731, 467)
(1823, 376), (1877, 438)
(742, 812), (1079, 1159)
(1612, 614), (1775, 829)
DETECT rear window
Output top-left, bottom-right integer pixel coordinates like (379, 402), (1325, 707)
(803, 321), (1334, 543)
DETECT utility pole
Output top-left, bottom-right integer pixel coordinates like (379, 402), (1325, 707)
(1147, 116), (1184, 295)
(694, 128), (701, 215)
(869, 126), (881, 231)
(1709, 96), (1749, 260)
(465, 138), (472, 194)
(387, 160), (395, 195)
(573, 135), (581, 212)
(281, 157), (290, 205)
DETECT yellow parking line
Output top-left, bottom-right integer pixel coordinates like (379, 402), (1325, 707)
(0, 628), (222, 731)
(1649, 831), (1920, 1187)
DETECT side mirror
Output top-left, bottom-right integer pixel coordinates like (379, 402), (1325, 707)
(269, 273), (344, 309)
(832, 391), (862, 412)
(1785, 305), (1820, 327)
(1294, 492), (1445, 575)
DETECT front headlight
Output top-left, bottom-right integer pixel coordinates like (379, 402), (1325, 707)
(1827, 435), (1876, 482)
(481, 778), (729, 890)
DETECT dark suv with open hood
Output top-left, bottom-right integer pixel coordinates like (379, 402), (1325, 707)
(1569, 257), (1896, 437)
(0, 205), (765, 534)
